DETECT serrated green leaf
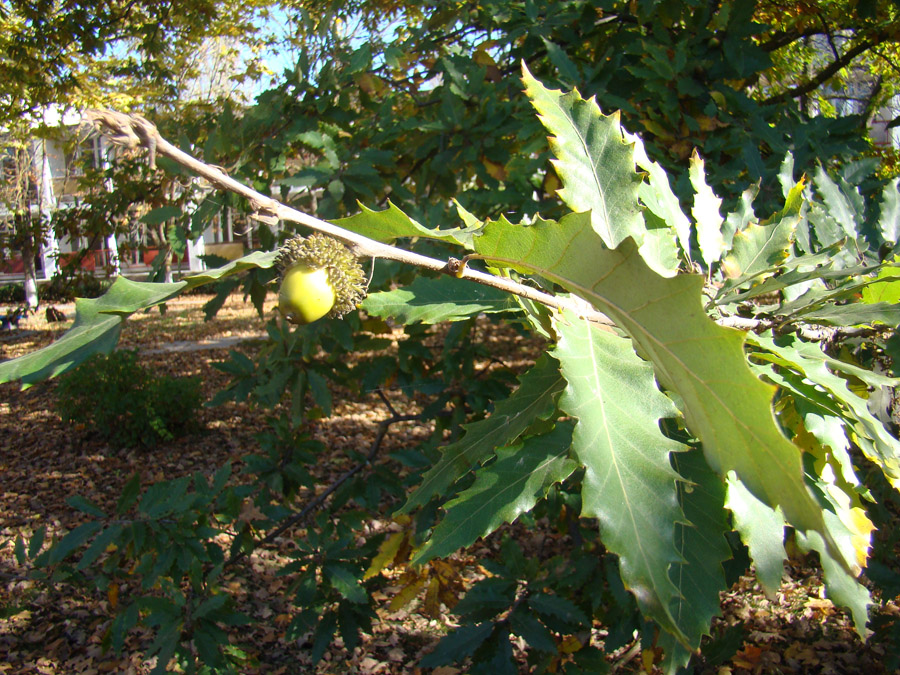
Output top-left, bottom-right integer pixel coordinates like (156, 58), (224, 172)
(194, 594), (228, 620)
(552, 312), (688, 641)
(775, 271), (886, 318)
(147, 620), (180, 675)
(658, 449), (730, 671)
(76, 525), (123, 571)
(725, 474), (786, 597)
(621, 128), (691, 263)
(509, 609), (557, 653)
(182, 250), (278, 288)
(116, 473), (142, 515)
(793, 398), (859, 488)
(473, 211), (845, 573)
(689, 151), (726, 267)
(324, 564), (367, 604)
(787, 408), (875, 576)
(337, 601), (362, 652)
(332, 201), (481, 249)
(808, 201), (846, 249)
(310, 611), (337, 663)
(522, 64), (645, 250)
(48, 522), (103, 565)
(413, 423), (576, 564)
(452, 577), (517, 621)
(401, 354), (565, 513)
(193, 624), (223, 666)
(166, 221), (187, 259)
(0, 279), (174, 386)
(472, 626), (516, 674)
(749, 332), (900, 493)
(307, 370), (332, 416)
(28, 526), (46, 558)
(715, 260), (875, 307)
(779, 153), (797, 198)
(66, 495), (106, 519)
(795, 301), (900, 326)
(879, 178), (900, 244)
(638, 213), (680, 278)
(721, 180), (801, 282)
(1, 251), (279, 387)
(724, 184), (760, 250)
(110, 602), (140, 653)
(541, 37), (580, 82)
(795, 529), (872, 636)
(14, 536), (25, 565)
(361, 276), (518, 324)
(140, 205), (182, 225)
(814, 164), (861, 240)
(722, 218), (795, 281)
(527, 592), (590, 631)
(419, 622), (494, 668)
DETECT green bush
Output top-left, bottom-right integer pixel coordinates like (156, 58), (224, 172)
(0, 283), (25, 304)
(55, 350), (202, 449)
(43, 272), (108, 302)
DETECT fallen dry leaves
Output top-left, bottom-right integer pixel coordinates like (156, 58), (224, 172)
(1, 292), (899, 674)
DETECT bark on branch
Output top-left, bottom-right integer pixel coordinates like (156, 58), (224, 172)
(762, 35), (885, 107)
(86, 108), (616, 327)
(86, 109), (871, 345)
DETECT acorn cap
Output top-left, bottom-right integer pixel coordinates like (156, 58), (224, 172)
(276, 233), (368, 318)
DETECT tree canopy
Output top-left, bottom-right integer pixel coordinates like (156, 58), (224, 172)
(5, 1), (900, 673)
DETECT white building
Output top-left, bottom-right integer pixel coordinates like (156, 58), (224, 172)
(0, 115), (247, 289)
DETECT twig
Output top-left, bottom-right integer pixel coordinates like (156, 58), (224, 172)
(85, 109), (615, 328)
(718, 315), (892, 342)
(762, 34), (885, 106)
(222, 403), (421, 570)
(86, 110), (885, 346)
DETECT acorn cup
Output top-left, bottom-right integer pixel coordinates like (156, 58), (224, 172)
(275, 234), (368, 324)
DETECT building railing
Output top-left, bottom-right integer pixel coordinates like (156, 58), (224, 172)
(0, 247), (192, 279)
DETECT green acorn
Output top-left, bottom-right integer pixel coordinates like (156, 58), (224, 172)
(276, 234), (368, 324)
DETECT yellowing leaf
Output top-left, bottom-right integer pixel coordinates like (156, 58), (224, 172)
(483, 158), (508, 181)
(108, 582), (119, 610)
(364, 530), (407, 580)
(389, 575), (426, 612)
(423, 577), (442, 618)
(861, 262), (900, 305)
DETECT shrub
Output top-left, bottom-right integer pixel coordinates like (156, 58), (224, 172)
(55, 350), (202, 449)
(0, 283), (25, 304)
(43, 272), (108, 302)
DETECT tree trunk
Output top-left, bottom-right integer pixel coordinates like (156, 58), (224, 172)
(20, 228), (39, 309)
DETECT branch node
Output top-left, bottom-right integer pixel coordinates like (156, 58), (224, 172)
(85, 109), (159, 169)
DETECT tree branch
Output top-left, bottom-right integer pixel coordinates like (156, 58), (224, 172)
(222, 399), (421, 570)
(85, 109), (615, 327)
(759, 27), (826, 53)
(762, 35), (885, 107)
(87, 110), (882, 347)
(717, 315), (891, 342)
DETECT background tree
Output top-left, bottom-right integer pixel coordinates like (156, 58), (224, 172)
(0, 0), (270, 305)
(5, 1), (900, 672)
(200, 0), (900, 234)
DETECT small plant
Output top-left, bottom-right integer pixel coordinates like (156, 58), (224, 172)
(0, 282), (25, 304)
(43, 271), (108, 302)
(55, 349), (202, 449)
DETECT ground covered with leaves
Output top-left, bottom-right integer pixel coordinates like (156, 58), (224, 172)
(1, 292), (899, 673)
